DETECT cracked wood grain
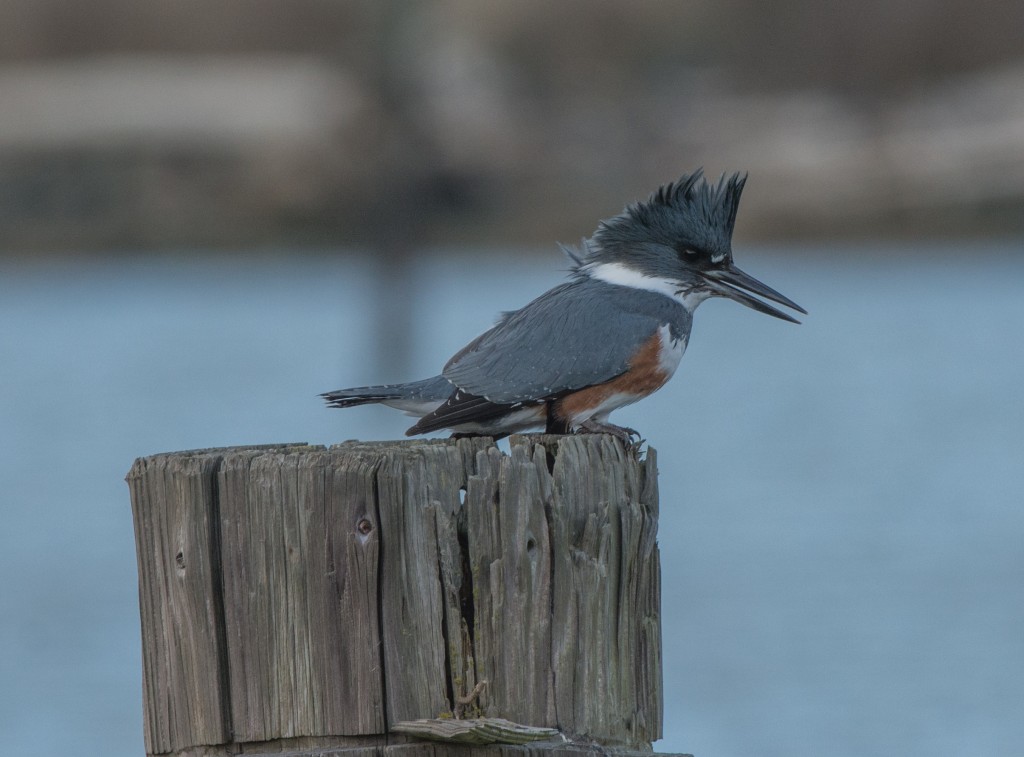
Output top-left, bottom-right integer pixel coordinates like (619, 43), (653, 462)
(128, 435), (662, 756)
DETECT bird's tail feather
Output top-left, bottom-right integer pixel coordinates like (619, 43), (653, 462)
(321, 375), (453, 413)
(321, 385), (407, 409)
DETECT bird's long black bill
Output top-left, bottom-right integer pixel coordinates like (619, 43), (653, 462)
(704, 265), (807, 324)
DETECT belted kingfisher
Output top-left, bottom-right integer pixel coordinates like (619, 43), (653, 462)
(323, 170), (805, 440)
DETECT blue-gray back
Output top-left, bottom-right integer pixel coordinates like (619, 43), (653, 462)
(443, 277), (691, 403)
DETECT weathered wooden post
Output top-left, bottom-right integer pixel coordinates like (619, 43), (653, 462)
(128, 435), (685, 757)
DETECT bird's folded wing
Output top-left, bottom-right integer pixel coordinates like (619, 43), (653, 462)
(442, 281), (661, 403)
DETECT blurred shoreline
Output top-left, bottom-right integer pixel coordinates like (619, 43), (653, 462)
(1, 2), (1023, 253)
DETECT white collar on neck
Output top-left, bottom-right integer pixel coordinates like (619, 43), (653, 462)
(584, 261), (711, 310)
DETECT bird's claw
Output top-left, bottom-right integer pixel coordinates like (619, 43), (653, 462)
(576, 419), (645, 450)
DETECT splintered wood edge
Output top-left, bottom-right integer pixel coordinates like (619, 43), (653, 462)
(391, 718), (564, 745)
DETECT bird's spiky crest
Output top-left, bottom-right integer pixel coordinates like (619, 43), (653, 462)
(643, 170), (747, 237)
(572, 169), (748, 267)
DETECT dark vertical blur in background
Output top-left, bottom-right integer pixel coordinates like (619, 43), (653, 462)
(1, 0), (1023, 253)
(2, 4), (1023, 757)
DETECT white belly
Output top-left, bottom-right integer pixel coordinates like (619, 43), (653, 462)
(656, 323), (687, 378)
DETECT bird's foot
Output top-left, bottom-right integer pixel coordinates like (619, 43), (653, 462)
(576, 419), (645, 450)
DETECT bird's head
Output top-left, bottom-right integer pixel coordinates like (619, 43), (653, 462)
(579, 169), (806, 323)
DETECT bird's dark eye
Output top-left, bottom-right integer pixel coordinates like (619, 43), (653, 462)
(677, 246), (715, 267)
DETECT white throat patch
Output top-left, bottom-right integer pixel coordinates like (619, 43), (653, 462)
(586, 261), (709, 310)
(586, 262), (678, 298)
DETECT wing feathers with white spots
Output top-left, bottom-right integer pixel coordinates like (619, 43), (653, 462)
(441, 278), (684, 404)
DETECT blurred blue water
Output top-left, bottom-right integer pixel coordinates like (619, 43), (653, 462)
(1, 245), (1022, 757)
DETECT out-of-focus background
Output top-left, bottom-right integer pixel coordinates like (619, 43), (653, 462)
(3, 0), (1024, 251)
(1, 3), (1022, 757)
